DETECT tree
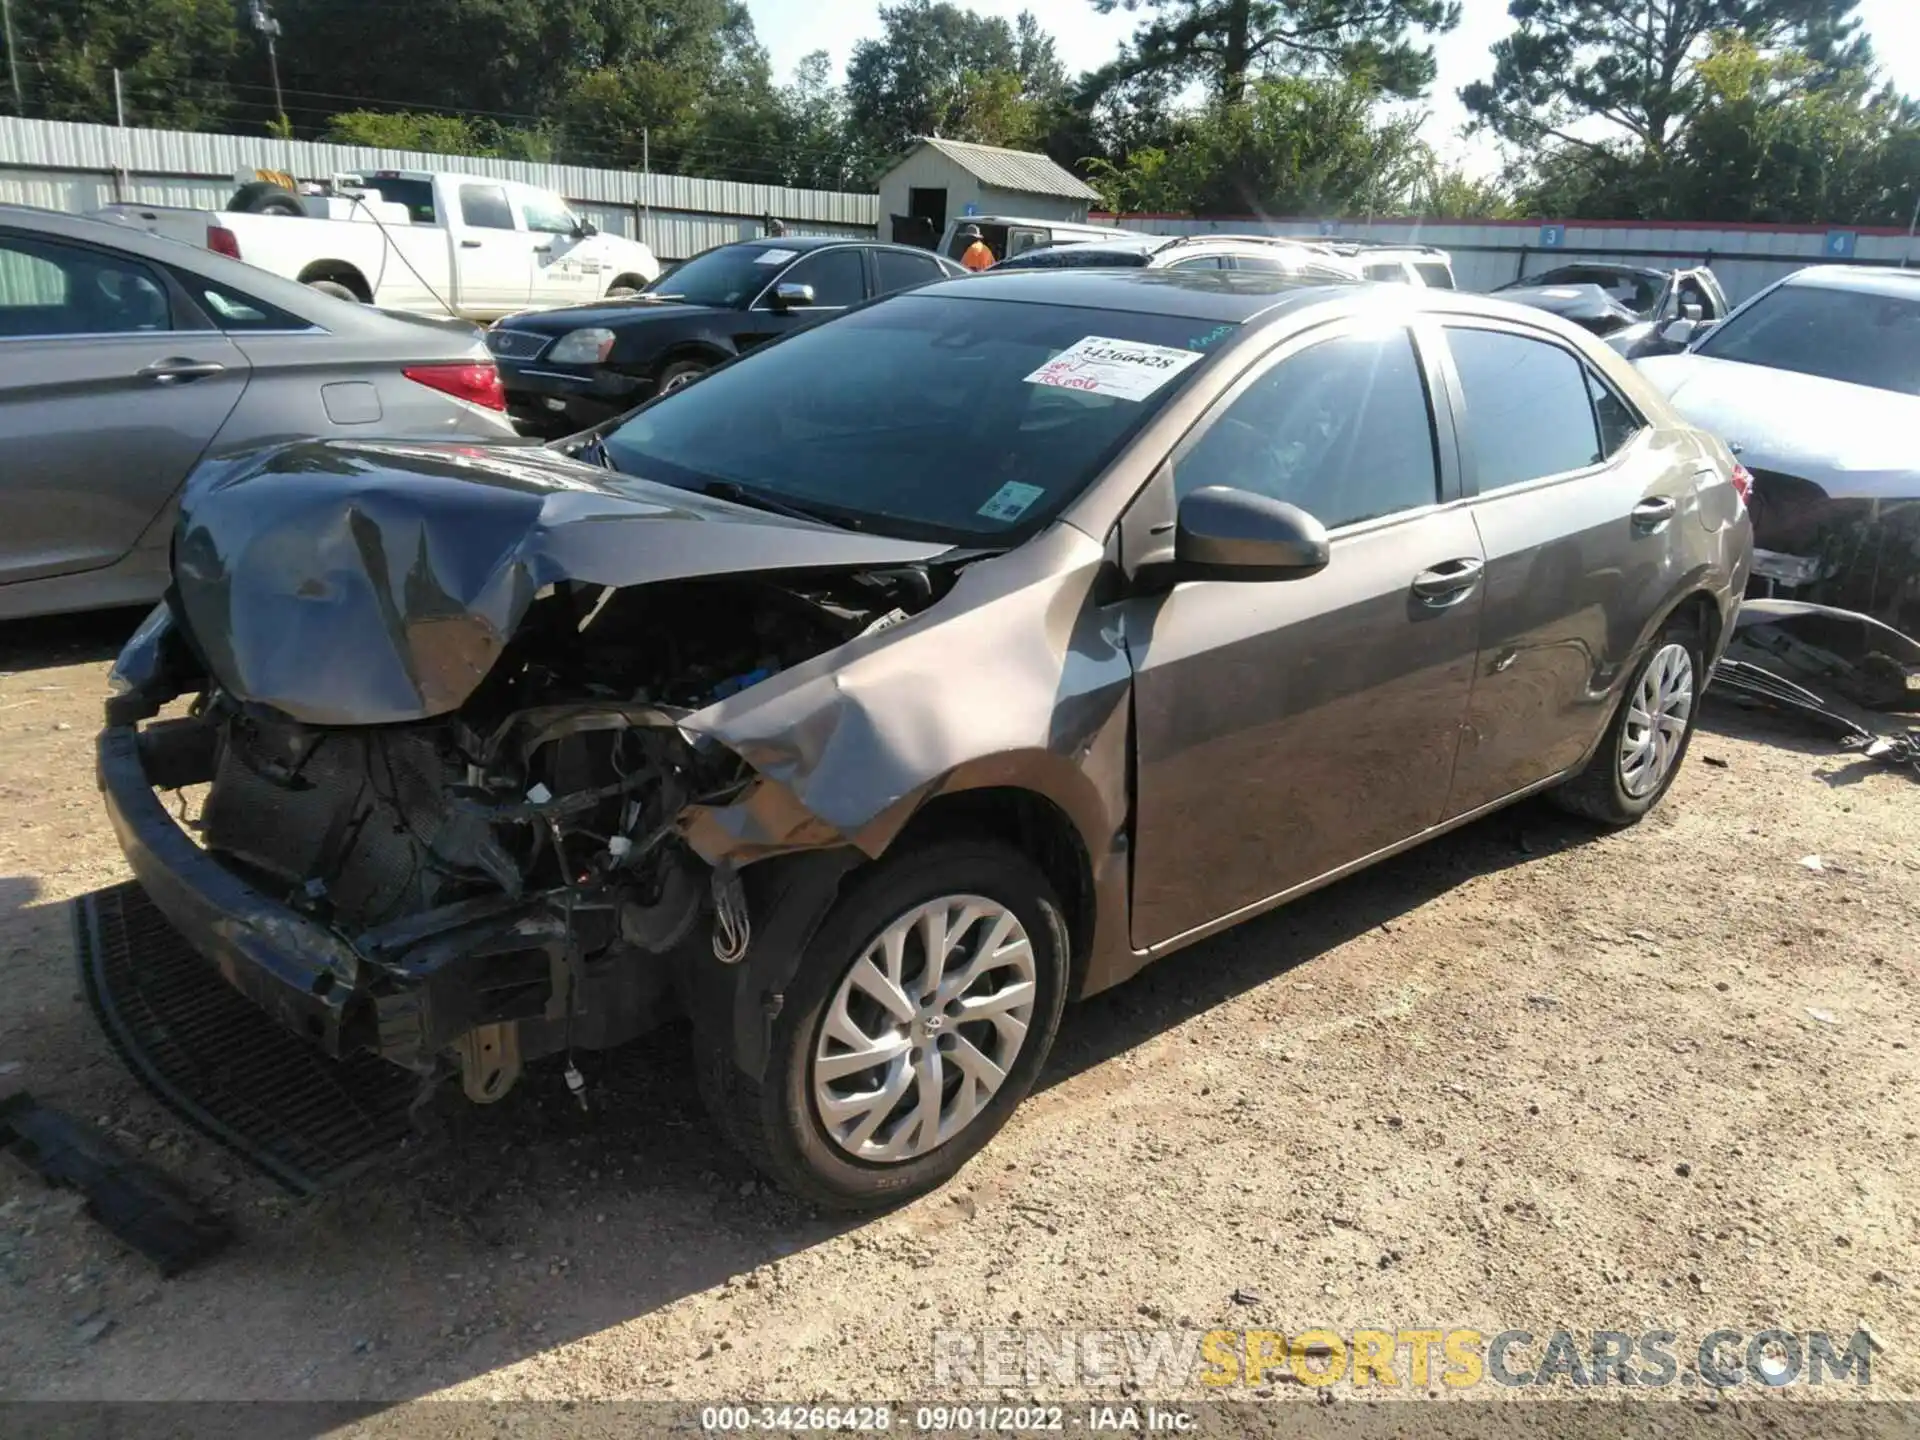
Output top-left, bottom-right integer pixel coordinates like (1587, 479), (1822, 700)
(1088, 0), (1461, 105)
(847, 1), (1068, 158)
(1086, 73), (1431, 216)
(1462, 0), (1875, 161)
(1672, 34), (1920, 224)
(6, 0), (241, 127)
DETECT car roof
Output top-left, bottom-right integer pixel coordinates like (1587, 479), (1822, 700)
(1781, 264), (1920, 300)
(913, 265), (1632, 335)
(732, 235), (884, 254)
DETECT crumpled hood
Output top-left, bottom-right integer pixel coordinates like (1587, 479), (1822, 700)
(171, 439), (945, 725)
(1635, 353), (1920, 500)
(1497, 283), (1639, 332)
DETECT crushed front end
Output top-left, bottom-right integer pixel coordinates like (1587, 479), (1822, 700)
(95, 440), (956, 1101)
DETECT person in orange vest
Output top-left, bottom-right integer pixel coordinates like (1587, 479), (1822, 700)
(957, 224), (995, 272)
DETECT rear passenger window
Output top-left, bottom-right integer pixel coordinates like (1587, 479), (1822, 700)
(1167, 255), (1226, 270)
(873, 249), (945, 295)
(1414, 262), (1455, 289)
(1176, 328), (1439, 529)
(458, 184), (516, 230)
(1587, 369), (1643, 458)
(1446, 327), (1602, 489)
(1364, 262), (1407, 283)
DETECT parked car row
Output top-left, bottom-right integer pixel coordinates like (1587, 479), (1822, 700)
(84, 225), (1752, 1211)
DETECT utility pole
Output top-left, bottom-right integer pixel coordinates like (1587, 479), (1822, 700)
(113, 68), (125, 127)
(248, 0), (286, 132)
(3, 0), (23, 117)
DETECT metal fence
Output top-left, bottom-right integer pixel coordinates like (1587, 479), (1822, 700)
(0, 116), (880, 262)
(1105, 214), (1920, 303)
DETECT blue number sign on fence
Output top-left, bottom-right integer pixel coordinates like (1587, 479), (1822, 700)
(1539, 224), (1566, 249)
(1824, 231), (1857, 258)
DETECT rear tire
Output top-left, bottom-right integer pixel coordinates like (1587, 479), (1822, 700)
(1550, 612), (1704, 826)
(696, 840), (1069, 1211)
(304, 279), (361, 303)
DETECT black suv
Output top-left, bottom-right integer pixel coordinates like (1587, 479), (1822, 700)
(488, 237), (965, 435)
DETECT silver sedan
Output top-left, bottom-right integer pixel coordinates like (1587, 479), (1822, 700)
(0, 204), (518, 620)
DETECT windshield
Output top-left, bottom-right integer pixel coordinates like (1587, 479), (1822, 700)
(644, 243), (789, 307)
(601, 295), (1224, 543)
(1696, 282), (1920, 396)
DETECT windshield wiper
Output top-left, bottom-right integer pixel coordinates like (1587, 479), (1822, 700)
(699, 479), (865, 531)
(574, 433), (621, 472)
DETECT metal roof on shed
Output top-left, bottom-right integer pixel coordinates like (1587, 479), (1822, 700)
(895, 138), (1101, 203)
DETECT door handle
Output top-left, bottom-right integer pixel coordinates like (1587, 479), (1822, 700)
(460, 239), (482, 249)
(533, 245), (552, 254)
(137, 357), (226, 384)
(1632, 496), (1678, 529)
(1411, 557), (1484, 605)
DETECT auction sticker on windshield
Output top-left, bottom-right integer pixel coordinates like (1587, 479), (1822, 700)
(1025, 336), (1204, 402)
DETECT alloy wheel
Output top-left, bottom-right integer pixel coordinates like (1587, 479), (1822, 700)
(1619, 642), (1695, 798)
(811, 895), (1038, 1163)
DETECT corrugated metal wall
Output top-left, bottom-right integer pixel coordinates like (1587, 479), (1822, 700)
(0, 116), (880, 262)
(1107, 215), (1920, 302)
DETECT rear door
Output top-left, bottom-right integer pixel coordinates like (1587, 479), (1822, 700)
(872, 246), (951, 298)
(1125, 320), (1485, 947)
(1437, 321), (1689, 815)
(0, 228), (247, 587)
(451, 182), (530, 315)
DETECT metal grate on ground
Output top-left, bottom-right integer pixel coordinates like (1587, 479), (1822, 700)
(74, 881), (421, 1195)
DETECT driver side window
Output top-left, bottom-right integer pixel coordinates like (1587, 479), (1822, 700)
(1174, 328), (1440, 530)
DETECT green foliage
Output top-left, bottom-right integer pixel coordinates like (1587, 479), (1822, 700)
(5, 0), (241, 128)
(1481, 1), (1920, 227)
(1087, 0), (1461, 105)
(1463, 0), (1873, 156)
(1086, 73), (1441, 217)
(846, 1), (1068, 161)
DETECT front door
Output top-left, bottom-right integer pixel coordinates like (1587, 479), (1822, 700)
(1438, 321), (1698, 814)
(453, 182), (531, 315)
(518, 188), (601, 307)
(0, 229), (247, 587)
(1126, 322), (1485, 948)
(736, 247), (870, 351)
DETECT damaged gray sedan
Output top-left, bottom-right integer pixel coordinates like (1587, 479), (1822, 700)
(99, 269), (1751, 1208)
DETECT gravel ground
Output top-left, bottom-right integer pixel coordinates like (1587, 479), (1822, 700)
(1, 606), (1915, 1418)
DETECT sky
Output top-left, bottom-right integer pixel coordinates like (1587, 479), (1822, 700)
(749, 0), (1920, 173)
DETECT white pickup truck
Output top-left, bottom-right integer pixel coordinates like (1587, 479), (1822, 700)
(93, 170), (661, 322)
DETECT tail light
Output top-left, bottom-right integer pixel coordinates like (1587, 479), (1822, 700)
(1730, 461), (1753, 508)
(404, 362), (507, 412)
(207, 225), (241, 259)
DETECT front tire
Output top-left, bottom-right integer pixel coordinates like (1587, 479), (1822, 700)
(698, 841), (1069, 1211)
(1550, 613), (1704, 826)
(655, 359), (709, 395)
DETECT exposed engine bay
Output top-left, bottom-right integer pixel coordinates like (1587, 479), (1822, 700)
(140, 566), (941, 1099)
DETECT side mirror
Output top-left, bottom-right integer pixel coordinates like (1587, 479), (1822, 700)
(773, 282), (816, 310)
(1175, 486), (1330, 583)
(1658, 317), (1697, 348)
(575, 218), (599, 238)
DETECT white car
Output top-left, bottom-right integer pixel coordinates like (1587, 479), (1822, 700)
(1636, 265), (1920, 628)
(92, 170), (661, 324)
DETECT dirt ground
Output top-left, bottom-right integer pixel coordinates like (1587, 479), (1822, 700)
(1, 606), (1915, 1417)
